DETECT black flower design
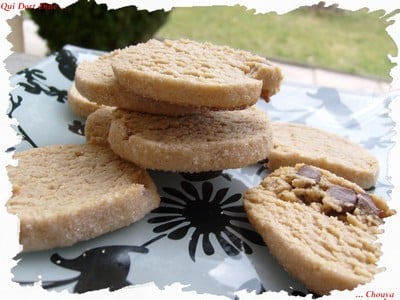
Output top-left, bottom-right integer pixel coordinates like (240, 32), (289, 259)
(148, 180), (264, 261)
(180, 170), (231, 182)
(16, 68), (68, 103)
(55, 49), (77, 81)
(290, 289), (320, 298)
(256, 159), (268, 175)
(7, 94), (37, 148)
(13, 235), (166, 293)
(68, 120), (85, 136)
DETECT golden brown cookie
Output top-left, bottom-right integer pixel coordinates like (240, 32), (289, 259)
(67, 82), (104, 118)
(85, 106), (114, 146)
(268, 122), (379, 189)
(108, 106), (273, 172)
(111, 39), (283, 109)
(74, 50), (206, 116)
(7, 144), (160, 252)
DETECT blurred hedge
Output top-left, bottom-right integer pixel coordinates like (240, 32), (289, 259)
(28, 0), (170, 52)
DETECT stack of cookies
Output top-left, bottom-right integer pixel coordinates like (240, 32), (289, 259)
(8, 38), (284, 252)
(71, 38), (284, 173)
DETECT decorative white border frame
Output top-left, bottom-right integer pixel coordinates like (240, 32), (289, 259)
(1, 1), (399, 299)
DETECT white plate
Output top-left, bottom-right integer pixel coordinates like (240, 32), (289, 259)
(7, 45), (395, 298)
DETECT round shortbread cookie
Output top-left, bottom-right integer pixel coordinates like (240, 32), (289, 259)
(244, 164), (395, 295)
(85, 106), (114, 146)
(74, 51), (207, 116)
(268, 122), (379, 189)
(7, 144), (160, 252)
(67, 82), (104, 118)
(108, 107), (273, 172)
(111, 39), (283, 109)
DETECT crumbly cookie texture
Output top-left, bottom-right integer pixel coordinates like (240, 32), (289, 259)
(244, 163), (395, 295)
(85, 106), (114, 146)
(7, 144), (160, 252)
(67, 82), (104, 118)
(74, 50), (205, 116)
(108, 106), (273, 172)
(111, 39), (283, 109)
(268, 122), (380, 189)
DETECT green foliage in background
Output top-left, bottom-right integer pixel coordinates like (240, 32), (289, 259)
(28, 0), (169, 52)
(156, 5), (398, 80)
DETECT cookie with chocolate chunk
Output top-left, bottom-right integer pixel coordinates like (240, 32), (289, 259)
(244, 164), (395, 295)
(268, 122), (379, 189)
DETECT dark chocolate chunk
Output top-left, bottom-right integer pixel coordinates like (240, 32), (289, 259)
(327, 185), (357, 213)
(297, 165), (321, 182)
(357, 193), (380, 216)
